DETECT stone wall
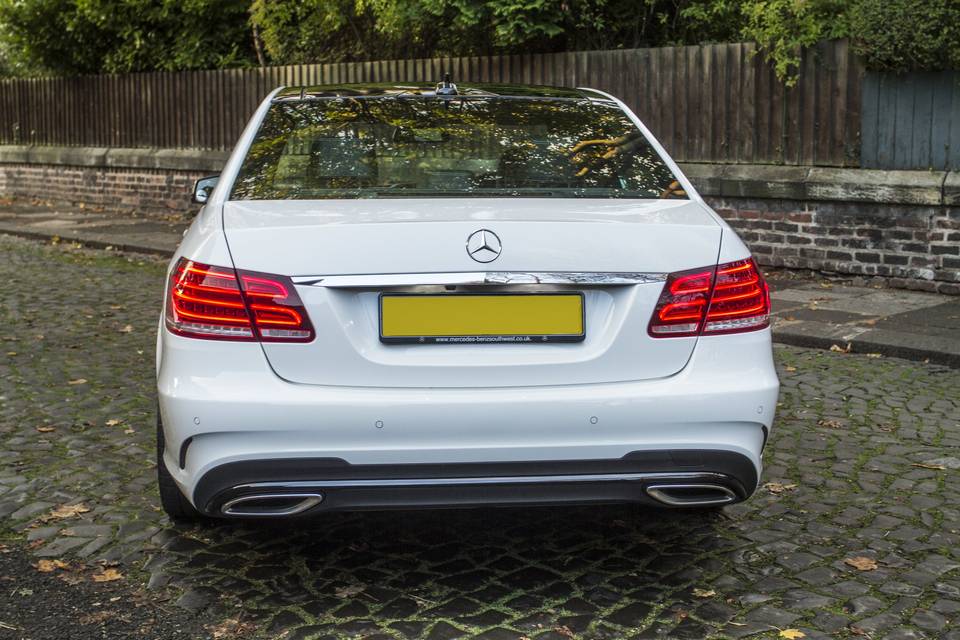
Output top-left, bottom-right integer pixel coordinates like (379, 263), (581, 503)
(709, 198), (959, 295)
(0, 163), (206, 216)
(683, 164), (960, 295)
(0, 146), (227, 217)
(0, 146), (958, 294)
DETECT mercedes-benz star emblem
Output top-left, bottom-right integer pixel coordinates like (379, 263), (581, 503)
(466, 229), (502, 263)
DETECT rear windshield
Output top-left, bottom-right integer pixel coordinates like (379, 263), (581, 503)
(230, 97), (685, 200)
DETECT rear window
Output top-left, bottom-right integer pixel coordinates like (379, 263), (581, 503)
(230, 97), (685, 200)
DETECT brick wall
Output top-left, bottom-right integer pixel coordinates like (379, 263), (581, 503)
(0, 163), (202, 217)
(709, 197), (960, 295)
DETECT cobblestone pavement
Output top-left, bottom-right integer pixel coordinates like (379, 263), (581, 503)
(1, 235), (959, 640)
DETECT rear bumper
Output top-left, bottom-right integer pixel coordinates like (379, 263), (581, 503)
(157, 328), (779, 514)
(197, 450), (756, 516)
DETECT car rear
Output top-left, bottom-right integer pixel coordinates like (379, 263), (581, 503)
(156, 84), (779, 519)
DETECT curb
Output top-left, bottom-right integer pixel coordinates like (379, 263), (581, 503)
(3, 226), (957, 369)
(0, 226), (176, 258)
(771, 330), (959, 369)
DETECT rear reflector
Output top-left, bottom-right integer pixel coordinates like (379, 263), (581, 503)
(648, 258), (769, 337)
(166, 258), (314, 342)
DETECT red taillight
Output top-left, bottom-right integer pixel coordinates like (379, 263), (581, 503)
(648, 258), (769, 337)
(166, 258), (314, 342)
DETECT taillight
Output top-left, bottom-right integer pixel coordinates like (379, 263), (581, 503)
(166, 258), (314, 342)
(648, 258), (769, 337)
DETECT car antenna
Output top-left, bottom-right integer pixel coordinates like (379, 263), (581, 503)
(436, 73), (458, 96)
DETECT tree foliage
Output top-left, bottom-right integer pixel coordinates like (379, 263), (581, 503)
(0, 0), (253, 75)
(0, 0), (957, 78)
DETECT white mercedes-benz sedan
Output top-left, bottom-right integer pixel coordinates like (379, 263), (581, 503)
(156, 81), (779, 520)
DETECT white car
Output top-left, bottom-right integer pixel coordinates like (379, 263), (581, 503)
(156, 81), (779, 520)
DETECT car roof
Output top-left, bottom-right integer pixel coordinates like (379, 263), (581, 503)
(271, 83), (612, 102)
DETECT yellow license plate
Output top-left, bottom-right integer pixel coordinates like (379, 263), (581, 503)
(380, 293), (585, 344)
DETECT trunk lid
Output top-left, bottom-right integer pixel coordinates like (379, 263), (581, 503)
(223, 198), (722, 387)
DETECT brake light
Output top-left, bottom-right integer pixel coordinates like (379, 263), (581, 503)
(165, 258), (314, 342)
(648, 258), (769, 337)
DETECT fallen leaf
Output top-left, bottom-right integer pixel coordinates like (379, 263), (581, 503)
(206, 618), (258, 639)
(554, 626), (575, 638)
(43, 503), (91, 521)
(35, 426), (56, 433)
(67, 378), (87, 385)
(118, 325), (134, 333)
(58, 573), (86, 586)
(693, 588), (716, 598)
(123, 428), (135, 435)
(6, 352), (16, 356)
(784, 365), (797, 372)
(844, 556), (878, 571)
(91, 568), (123, 583)
(830, 343), (852, 353)
(911, 462), (946, 471)
(335, 584), (365, 598)
(35, 559), (69, 573)
(105, 419), (123, 427)
(865, 353), (882, 358)
(779, 630), (806, 639)
(78, 611), (113, 624)
(819, 281), (833, 289)
(818, 419), (844, 429)
(764, 482), (798, 494)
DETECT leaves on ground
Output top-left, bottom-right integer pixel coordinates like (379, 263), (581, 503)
(764, 481), (798, 494)
(784, 365), (797, 372)
(41, 503), (91, 521)
(830, 343), (852, 353)
(817, 418), (844, 429)
(91, 567), (123, 582)
(78, 611), (114, 625)
(205, 618), (258, 639)
(779, 630), (806, 639)
(104, 419), (123, 427)
(693, 588), (716, 598)
(844, 556), (878, 571)
(35, 426), (55, 433)
(66, 378), (87, 385)
(118, 324), (134, 333)
(34, 559), (70, 573)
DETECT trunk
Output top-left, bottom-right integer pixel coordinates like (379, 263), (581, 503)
(223, 198), (722, 388)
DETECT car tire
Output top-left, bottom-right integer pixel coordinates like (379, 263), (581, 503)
(157, 411), (204, 522)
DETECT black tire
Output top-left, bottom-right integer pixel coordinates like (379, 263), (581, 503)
(157, 410), (204, 522)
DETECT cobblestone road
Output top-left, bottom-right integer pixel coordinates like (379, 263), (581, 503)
(1, 235), (958, 640)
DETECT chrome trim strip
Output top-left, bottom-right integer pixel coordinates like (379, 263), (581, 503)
(221, 493), (324, 517)
(645, 484), (737, 507)
(233, 471), (729, 491)
(293, 271), (666, 288)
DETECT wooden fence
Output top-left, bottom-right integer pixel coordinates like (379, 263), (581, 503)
(0, 40), (863, 166)
(861, 71), (960, 171)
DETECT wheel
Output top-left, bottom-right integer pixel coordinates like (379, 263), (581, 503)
(156, 410), (203, 522)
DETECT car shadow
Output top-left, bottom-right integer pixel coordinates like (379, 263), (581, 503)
(154, 504), (743, 638)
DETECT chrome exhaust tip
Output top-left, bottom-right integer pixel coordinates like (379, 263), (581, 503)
(220, 492), (324, 517)
(645, 484), (737, 507)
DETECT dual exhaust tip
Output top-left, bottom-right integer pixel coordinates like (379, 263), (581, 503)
(217, 483), (737, 517)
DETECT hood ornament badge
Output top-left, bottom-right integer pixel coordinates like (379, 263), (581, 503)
(466, 229), (502, 263)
